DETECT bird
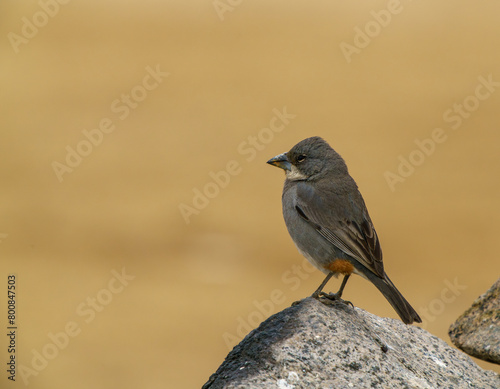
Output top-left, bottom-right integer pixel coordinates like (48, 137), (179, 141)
(267, 136), (422, 324)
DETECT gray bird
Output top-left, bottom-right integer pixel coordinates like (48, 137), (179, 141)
(267, 136), (421, 324)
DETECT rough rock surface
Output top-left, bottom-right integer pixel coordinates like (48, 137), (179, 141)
(449, 278), (500, 365)
(203, 297), (499, 389)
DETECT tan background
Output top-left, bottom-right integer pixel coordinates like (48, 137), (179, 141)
(1, 1), (499, 388)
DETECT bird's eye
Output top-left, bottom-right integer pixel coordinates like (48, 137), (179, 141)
(297, 154), (306, 163)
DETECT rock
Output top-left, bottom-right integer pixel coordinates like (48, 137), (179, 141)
(203, 297), (499, 389)
(449, 278), (500, 365)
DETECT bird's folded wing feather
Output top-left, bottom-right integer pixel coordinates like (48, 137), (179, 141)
(294, 182), (384, 277)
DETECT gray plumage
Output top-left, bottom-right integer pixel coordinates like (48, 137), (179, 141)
(268, 137), (421, 324)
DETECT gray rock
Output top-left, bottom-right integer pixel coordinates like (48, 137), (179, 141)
(449, 278), (500, 365)
(203, 297), (499, 389)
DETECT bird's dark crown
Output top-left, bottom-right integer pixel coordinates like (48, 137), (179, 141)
(286, 136), (348, 180)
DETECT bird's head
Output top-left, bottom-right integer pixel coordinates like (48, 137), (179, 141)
(267, 136), (347, 181)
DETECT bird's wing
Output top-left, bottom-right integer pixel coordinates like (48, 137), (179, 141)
(294, 181), (384, 277)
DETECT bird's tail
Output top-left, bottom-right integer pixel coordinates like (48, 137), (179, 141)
(367, 272), (422, 324)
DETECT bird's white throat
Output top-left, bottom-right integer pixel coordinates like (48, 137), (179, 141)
(285, 165), (308, 181)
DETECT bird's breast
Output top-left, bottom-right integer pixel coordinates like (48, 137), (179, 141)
(282, 185), (340, 274)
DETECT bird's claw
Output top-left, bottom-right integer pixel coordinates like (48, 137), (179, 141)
(319, 291), (339, 299)
(315, 292), (354, 308)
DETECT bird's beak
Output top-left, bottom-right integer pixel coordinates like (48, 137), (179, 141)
(267, 152), (292, 171)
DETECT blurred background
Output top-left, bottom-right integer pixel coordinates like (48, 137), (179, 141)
(1, 1), (499, 387)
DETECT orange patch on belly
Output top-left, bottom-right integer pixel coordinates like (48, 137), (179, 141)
(326, 259), (354, 275)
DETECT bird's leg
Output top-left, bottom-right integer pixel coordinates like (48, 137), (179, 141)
(292, 272), (335, 306)
(292, 272), (333, 306)
(311, 272), (334, 299)
(318, 274), (354, 307)
(336, 274), (350, 299)
(320, 274), (350, 299)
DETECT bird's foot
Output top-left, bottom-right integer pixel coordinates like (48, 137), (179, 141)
(316, 292), (354, 308)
